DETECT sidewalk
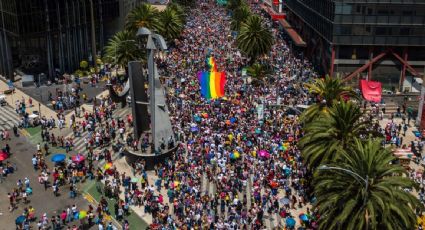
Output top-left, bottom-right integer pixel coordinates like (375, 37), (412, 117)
(0, 80), (58, 119)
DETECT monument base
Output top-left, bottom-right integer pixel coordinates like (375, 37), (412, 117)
(124, 145), (178, 170)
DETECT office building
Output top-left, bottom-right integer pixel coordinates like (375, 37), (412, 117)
(276, 0), (425, 90)
(0, 0), (119, 81)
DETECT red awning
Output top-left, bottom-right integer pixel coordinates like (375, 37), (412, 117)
(277, 19), (306, 47)
(360, 80), (382, 103)
(259, 3), (286, 21)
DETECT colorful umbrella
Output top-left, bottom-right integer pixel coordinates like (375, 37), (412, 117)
(173, 181), (180, 187)
(299, 214), (309, 222)
(104, 162), (113, 170)
(270, 181), (279, 188)
(0, 152), (8, 161)
(190, 126), (199, 132)
(286, 217), (296, 228)
(50, 154), (66, 163)
(279, 197), (290, 205)
(79, 210), (87, 219)
(71, 154), (85, 163)
(15, 215), (26, 224)
(258, 150), (270, 158)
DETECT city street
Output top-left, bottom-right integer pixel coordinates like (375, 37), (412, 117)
(0, 134), (89, 229)
(20, 80), (106, 114)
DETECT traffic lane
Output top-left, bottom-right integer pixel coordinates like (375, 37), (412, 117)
(0, 135), (89, 229)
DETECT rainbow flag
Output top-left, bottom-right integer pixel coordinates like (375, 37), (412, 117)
(198, 71), (226, 99)
(207, 56), (217, 72)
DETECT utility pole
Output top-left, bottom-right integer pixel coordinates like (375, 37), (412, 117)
(89, 0), (97, 72)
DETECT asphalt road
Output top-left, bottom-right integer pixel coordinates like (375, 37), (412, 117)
(20, 81), (106, 113)
(0, 133), (90, 230)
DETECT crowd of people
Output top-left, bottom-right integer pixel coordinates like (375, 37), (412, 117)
(4, 0), (425, 229)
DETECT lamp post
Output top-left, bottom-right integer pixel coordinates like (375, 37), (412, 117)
(136, 27), (167, 151)
(318, 165), (369, 229)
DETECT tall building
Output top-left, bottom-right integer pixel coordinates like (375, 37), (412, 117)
(275, 0), (425, 90)
(0, 0), (119, 81)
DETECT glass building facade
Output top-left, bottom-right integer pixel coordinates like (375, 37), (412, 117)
(285, 0), (425, 81)
(0, 0), (119, 80)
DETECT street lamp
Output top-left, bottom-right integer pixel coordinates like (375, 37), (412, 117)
(136, 27), (167, 150)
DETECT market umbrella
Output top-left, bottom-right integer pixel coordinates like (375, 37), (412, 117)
(71, 154), (85, 163)
(286, 217), (296, 228)
(190, 126), (199, 132)
(104, 162), (113, 170)
(279, 197), (290, 205)
(270, 181), (279, 188)
(79, 210), (87, 219)
(0, 152), (8, 161)
(258, 150), (270, 158)
(50, 154), (66, 163)
(299, 214), (309, 222)
(15, 215), (26, 224)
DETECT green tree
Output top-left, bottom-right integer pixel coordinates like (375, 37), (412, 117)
(301, 75), (357, 124)
(167, 3), (186, 23)
(299, 101), (372, 169)
(104, 30), (143, 74)
(230, 4), (251, 32)
(237, 15), (273, 64)
(247, 62), (271, 86)
(158, 7), (185, 42)
(227, 0), (244, 12)
(80, 60), (88, 69)
(313, 138), (422, 230)
(126, 3), (161, 33)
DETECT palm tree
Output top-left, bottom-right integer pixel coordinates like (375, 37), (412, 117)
(158, 7), (185, 42)
(227, 0), (244, 12)
(313, 138), (421, 230)
(299, 101), (372, 169)
(247, 63), (271, 86)
(104, 30), (143, 75)
(237, 15), (274, 64)
(126, 3), (161, 33)
(231, 5), (251, 32)
(167, 3), (186, 23)
(301, 75), (357, 124)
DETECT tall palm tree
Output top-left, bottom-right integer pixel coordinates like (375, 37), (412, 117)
(301, 75), (357, 124)
(237, 15), (274, 63)
(231, 5), (251, 32)
(158, 7), (184, 42)
(247, 62), (271, 86)
(167, 3), (186, 23)
(227, 0), (244, 12)
(313, 138), (422, 230)
(126, 3), (161, 33)
(299, 101), (372, 169)
(104, 30), (143, 75)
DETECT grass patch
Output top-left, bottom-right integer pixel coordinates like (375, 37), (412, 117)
(85, 181), (148, 229)
(25, 126), (42, 136)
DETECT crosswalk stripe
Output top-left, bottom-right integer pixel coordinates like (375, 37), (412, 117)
(63, 107), (131, 156)
(0, 105), (20, 130)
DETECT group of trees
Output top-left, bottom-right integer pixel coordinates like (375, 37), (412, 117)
(104, 3), (187, 75)
(228, 0), (273, 64)
(299, 76), (422, 229)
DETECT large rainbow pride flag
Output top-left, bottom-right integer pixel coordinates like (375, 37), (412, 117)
(198, 71), (226, 99)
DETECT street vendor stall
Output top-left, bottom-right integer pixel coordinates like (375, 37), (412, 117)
(393, 148), (416, 167)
